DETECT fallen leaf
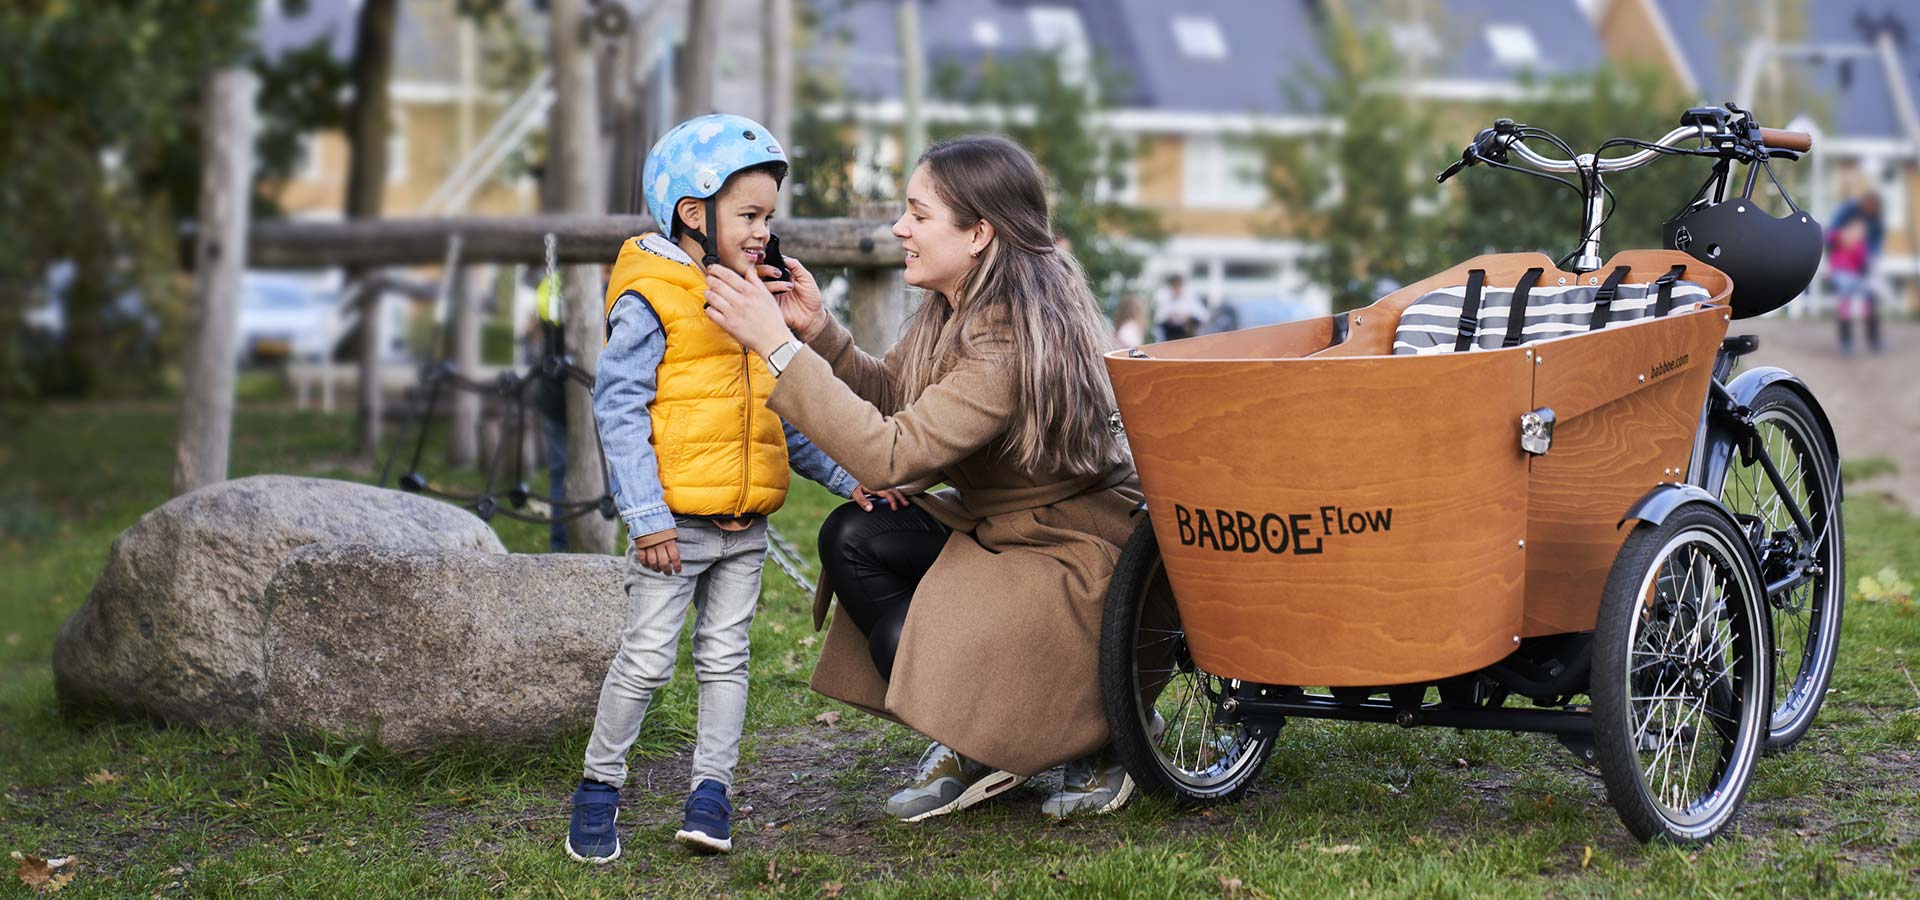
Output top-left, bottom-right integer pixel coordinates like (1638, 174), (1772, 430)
(1454, 758), (1470, 768)
(16, 854), (75, 892)
(813, 711), (841, 726)
(3, 633), (19, 647)
(822, 882), (844, 898)
(1219, 875), (1244, 894)
(16, 855), (51, 889)
(1580, 845), (1593, 869)
(83, 771), (120, 786)
(1318, 844), (1362, 855)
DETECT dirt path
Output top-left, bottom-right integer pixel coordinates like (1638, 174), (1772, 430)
(1732, 317), (1919, 511)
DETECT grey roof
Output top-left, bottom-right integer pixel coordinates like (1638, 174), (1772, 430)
(256, 0), (542, 87)
(1650, 0), (1920, 140)
(804, 0), (1605, 116)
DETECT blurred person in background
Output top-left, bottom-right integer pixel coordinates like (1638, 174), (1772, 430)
(1153, 273), (1205, 341)
(1113, 291), (1148, 348)
(1828, 191), (1885, 354)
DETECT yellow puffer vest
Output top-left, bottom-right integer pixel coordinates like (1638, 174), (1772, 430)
(603, 235), (789, 516)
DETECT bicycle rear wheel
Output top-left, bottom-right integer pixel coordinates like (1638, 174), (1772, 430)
(1701, 383), (1844, 750)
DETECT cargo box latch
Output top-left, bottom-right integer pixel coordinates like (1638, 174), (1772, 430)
(1520, 408), (1557, 455)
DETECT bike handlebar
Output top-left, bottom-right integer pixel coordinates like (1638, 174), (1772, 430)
(1758, 127), (1813, 152)
(1440, 106), (1810, 185)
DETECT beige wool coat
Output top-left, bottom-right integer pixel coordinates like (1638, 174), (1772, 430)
(765, 309), (1142, 776)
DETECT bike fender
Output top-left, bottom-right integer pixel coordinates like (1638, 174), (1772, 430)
(1722, 366), (1844, 503)
(1618, 482), (1728, 530)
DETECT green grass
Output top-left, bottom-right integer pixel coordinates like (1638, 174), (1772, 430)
(2, 402), (1918, 898)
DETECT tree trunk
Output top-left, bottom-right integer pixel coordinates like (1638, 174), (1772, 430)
(173, 69), (258, 497)
(551, 0), (616, 554)
(345, 0), (399, 461)
(677, 0), (719, 121)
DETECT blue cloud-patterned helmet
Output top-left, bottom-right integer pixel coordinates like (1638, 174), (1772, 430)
(642, 113), (788, 236)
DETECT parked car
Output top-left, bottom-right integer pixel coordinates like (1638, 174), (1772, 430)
(237, 274), (342, 363)
(1198, 295), (1318, 335)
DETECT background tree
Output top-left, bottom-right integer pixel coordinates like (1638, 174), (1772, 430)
(1440, 66), (1711, 270)
(1262, 21), (1459, 312)
(1266, 19), (1702, 312)
(936, 53), (1162, 299)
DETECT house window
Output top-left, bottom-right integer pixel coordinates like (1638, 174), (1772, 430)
(1027, 6), (1089, 81)
(1485, 24), (1541, 68)
(293, 133), (324, 182)
(1181, 136), (1266, 210)
(1387, 23), (1440, 63)
(971, 19), (1001, 49)
(385, 108), (408, 185)
(1171, 16), (1228, 61)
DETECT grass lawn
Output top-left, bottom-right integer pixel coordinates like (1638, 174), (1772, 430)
(2, 401), (1917, 898)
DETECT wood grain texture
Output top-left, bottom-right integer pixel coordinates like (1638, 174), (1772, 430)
(1105, 249), (1735, 680)
(1106, 350), (1531, 685)
(1519, 305), (1729, 635)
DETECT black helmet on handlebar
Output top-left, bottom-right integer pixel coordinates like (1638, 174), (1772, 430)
(1662, 105), (1822, 319)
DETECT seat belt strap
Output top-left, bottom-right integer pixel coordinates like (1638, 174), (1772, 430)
(1454, 269), (1487, 352)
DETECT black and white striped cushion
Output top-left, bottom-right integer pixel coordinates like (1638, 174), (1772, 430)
(1392, 280), (1711, 356)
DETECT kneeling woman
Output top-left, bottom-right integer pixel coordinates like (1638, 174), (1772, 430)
(700, 135), (1141, 820)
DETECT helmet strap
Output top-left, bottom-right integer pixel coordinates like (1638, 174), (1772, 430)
(675, 197), (723, 268)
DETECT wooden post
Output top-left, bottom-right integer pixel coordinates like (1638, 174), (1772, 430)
(897, 0), (926, 168)
(173, 69), (258, 496)
(677, 0), (719, 120)
(847, 201), (910, 354)
(764, 0), (793, 206)
(551, 0), (616, 554)
(446, 249), (480, 469)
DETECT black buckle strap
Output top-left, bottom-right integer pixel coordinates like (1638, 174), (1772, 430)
(1501, 267), (1544, 348)
(1453, 269), (1487, 352)
(1652, 264), (1687, 317)
(1588, 265), (1633, 331)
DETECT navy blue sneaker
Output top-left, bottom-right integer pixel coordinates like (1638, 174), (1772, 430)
(674, 779), (732, 853)
(564, 779), (621, 864)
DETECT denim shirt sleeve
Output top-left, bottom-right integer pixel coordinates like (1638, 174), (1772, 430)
(592, 292), (675, 538)
(783, 421), (858, 499)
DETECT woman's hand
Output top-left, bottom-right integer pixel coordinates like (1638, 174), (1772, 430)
(704, 264), (798, 357)
(755, 256), (827, 341)
(852, 485), (908, 512)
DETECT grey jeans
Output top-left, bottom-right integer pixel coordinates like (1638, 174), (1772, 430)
(582, 515), (766, 791)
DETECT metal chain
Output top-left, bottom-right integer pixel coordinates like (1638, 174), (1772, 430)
(765, 523), (817, 593)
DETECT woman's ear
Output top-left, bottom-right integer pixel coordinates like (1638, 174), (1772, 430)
(969, 219), (996, 258)
(676, 197), (705, 233)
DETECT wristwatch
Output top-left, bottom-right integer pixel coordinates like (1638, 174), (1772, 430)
(765, 339), (802, 377)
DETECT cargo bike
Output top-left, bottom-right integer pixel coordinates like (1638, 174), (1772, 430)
(1099, 105), (1844, 844)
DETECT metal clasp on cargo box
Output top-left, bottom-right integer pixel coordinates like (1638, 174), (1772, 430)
(1107, 409), (1126, 436)
(1520, 408), (1557, 455)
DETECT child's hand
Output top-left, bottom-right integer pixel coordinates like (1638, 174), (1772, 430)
(636, 537), (683, 575)
(853, 485), (907, 512)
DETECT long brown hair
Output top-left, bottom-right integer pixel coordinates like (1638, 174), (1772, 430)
(893, 136), (1126, 479)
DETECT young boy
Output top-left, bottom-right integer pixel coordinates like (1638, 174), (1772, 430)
(565, 114), (858, 862)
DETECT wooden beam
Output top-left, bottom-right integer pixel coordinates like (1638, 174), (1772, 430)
(235, 215), (904, 270)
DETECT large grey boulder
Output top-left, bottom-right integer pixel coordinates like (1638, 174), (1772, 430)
(52, 475), (506, 726)
(261, 543), (626, 750)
